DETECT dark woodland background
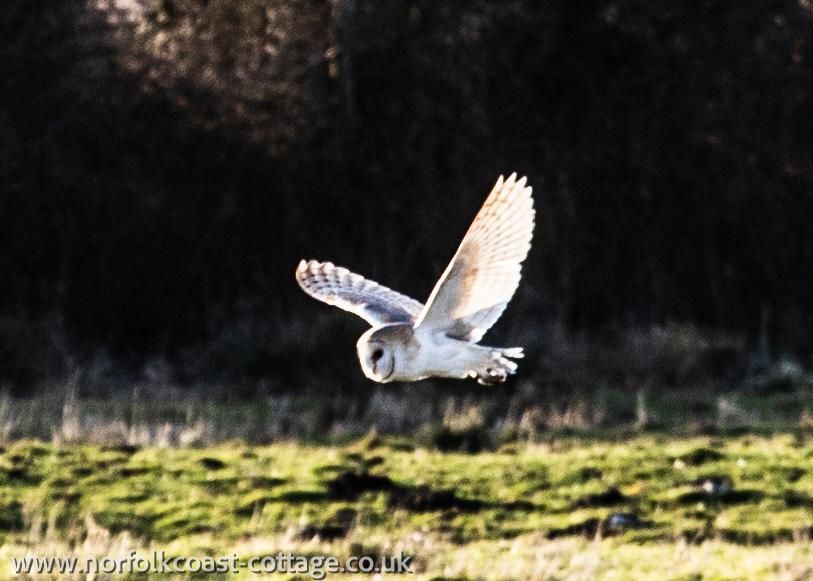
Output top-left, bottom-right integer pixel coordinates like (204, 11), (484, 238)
(2, 0), (813, 396)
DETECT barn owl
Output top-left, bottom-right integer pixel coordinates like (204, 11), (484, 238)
(296, 173), (535, 384)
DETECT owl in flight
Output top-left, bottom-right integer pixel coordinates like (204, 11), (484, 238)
(296, 173), (535, 385)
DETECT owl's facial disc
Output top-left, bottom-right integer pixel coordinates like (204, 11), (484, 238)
(371, 345), (394, 381)
(357, 337), (395, 382)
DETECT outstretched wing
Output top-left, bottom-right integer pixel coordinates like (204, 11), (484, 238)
(296, 260), (424, 327)
(414, 173), (535, 342)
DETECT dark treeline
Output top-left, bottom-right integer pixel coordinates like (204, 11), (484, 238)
(1, 0), (812, 390)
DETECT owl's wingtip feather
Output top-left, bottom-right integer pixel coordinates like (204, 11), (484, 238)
(497, 172), (533, 200)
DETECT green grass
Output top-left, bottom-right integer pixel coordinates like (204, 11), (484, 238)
(1, 433), (813, 578)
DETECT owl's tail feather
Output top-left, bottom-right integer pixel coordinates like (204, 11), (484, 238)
(474, 347), (524, 385)
(501, 347), (524, 359)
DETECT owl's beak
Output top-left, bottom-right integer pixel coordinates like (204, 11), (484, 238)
(379, 358), (394, 381)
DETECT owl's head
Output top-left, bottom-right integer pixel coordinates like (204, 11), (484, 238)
(356, 327), (398, 382)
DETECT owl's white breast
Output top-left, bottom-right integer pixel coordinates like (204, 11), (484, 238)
(396, 327), (479, 381)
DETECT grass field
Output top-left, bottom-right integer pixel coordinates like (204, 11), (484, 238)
(2, 429), (813, 579)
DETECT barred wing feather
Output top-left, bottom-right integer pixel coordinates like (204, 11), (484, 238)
(296, 260), (424, 327)
(414, 173), (535, 342)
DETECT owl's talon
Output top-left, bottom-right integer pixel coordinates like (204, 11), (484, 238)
(476, 366), (508, 385)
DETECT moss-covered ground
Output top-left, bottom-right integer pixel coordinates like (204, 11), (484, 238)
(1, 432), (813, 579)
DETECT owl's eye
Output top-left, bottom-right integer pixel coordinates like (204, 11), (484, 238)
(371, 348), (384, 362)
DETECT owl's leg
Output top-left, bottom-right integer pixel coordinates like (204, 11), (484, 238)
(470, 346), (524, 385)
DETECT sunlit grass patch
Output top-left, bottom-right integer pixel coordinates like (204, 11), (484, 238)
(1, 434), (813, 578)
